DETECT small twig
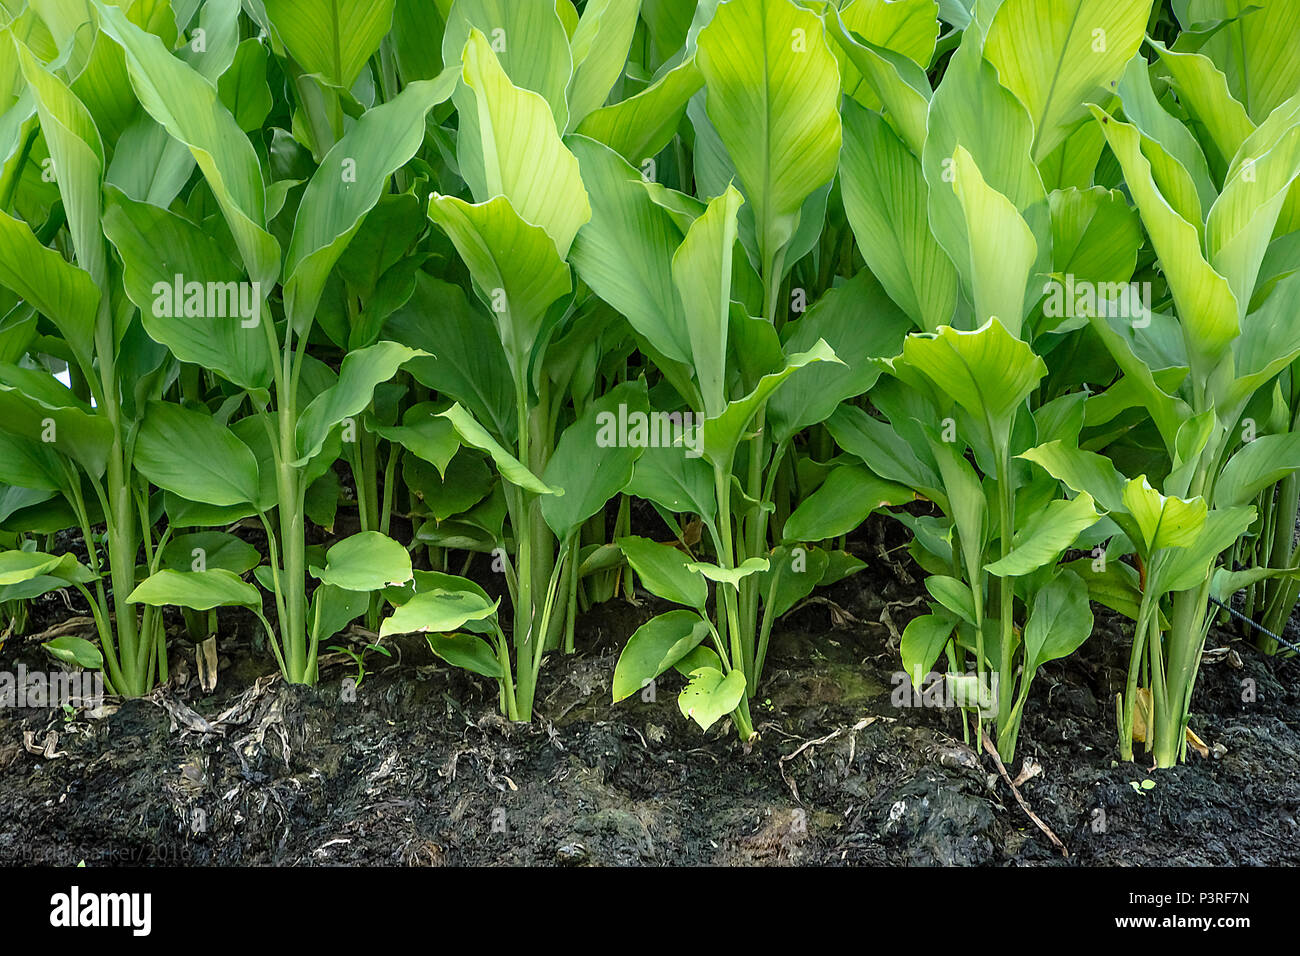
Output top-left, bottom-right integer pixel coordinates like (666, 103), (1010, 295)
(972, 715), (1067, 858)
(778, 716), (883, 804)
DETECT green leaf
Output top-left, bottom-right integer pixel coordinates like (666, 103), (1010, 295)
(695, 0), (842, 276)
(625, 443), (716, 521)
(456, 28), (590, 256)
(983, 0), (1153, 161)
(43, 635), (103, 670)
(135, 402), (261, 507)
(612, 609), (711, 702)
(1158, 505), (1255, 593)
(673, 185), (743, 418)
(543, 380), (650, 539)
(263, 0), (396, 89)
(310, 584), (369, 643)
(575, 57), (703, 163)
(426, 632), (503, 679)
(567, 0), (641, 129)
(1123, 477), (1207, 553)
(755, 544), (831, 619)
(768, 270), (914, 440)
(840, 100), (956, 330)
(1088, 103), (1240, 374)
(783, 464), (913, 542)
(372, 403), (460, 477)
(701, 339), (841, 465)
(618, 534), (707, 608)
(294, 341), (423, 464)
(0, 209), (99, 367)
(1022, 569), (1092, 672)
(900, 612), (956, 689)
(925, 574), (977, 626)
(897, 319), (1047, 442)
(985, 492), (1100, 576)
(102, 188), (275, 390)
(685, 556), (769, 588)
(162, 533), (260, 574)
(283, 71), (459, 330)
(1216, 431), (1300, 507)
(950, 146), (1038, 335)
(677, 665), (747, 731)
(427, 193), (572, 365)
(127, 568), (261, 611)
(96, 1), (280, 287)
(568, 135), (693, 367)
(311, 531), (414, 592)
(380, 587), (500, 638)
(438, 402), (561, 496)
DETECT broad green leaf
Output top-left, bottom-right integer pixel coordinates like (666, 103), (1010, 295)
(769, 271), (913, 440)
(925, 574), (977, 626)
(1181, 0), (1300, 123)
(983, 0), (1153, 161)
(263, 0), (395, 89)
(457, 28), (590, 256)
(426, 632), (503, 679)
(567, 0), (641, 129)
(380, 587), (500, 638)
(756, 544), (831, 619)
(283, 71), (459, 330)
(568, 135), (693, 365)
(900, 612), (956, 689)
(618, 534), (707, 608)
(0, 384), (112, 476)
(923, 34), (1047, 302)
(162, 533), (260, 575)
(685, 556), (769, 587)
(438, 402), (562, 496)
(826, 403), (945, 505)
(1122, 476), (1206, 553)
(1157, 505), (1255, 593)
(96, 1), (280, 287)
(372, 404), (461, 477)
(135, 401), (261, 507)
(1216, 431), (1300, 507)
(696, 0), (842, 276)
(840, 101), (956, 330)
(677, 665), (747, 730)
(897, 319), (1047, 441)
(828, 7), (932, 155)
(985, 492), (1100, 576)
(542, 380), (650, 539)
(1205, 95), (1300, 315)
(310, 584), (369, 642)
(701, 340), (840, 465)
(1150, 41), (1254, 166)
(673, 185), (742, 418)
(127, 568), (261, 610)
(625, 443), (716, 521)
(783, 464), (913, 542)
(950, 145), (1038, 335)
(14, 40), (106, 290)
(612, 609), (710, 702)
(427, 193), (572, 365)
(43, 635), (103, 669)
(103, 188), (274, 390)
(1022, 569), (1092, 672)
(444, 0), (573, 136)
(0, 207), (98, 372)
(1020, 439), (1128, 513)
(311, 531), (414, 592)
(574, 57), (703, 163)
(294, 341), (423, 464)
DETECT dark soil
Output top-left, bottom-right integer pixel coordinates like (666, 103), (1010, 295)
(2, 522), (1298, 867)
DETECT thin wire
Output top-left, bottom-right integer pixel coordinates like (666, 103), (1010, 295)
(1208, 596), (1300, 655)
